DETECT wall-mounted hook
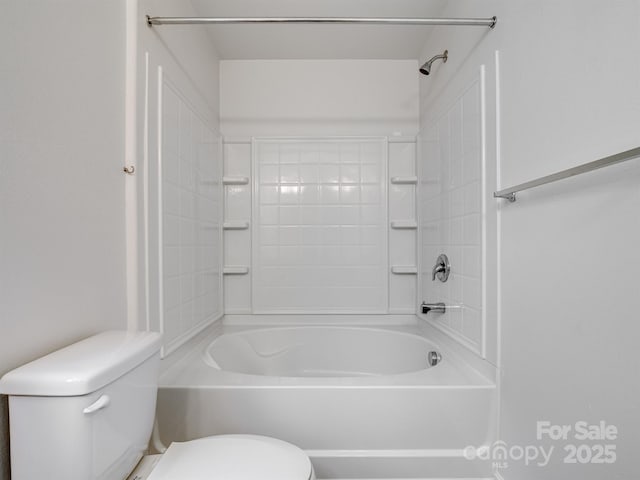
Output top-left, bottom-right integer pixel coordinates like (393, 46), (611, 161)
(123, 166), (135, 175)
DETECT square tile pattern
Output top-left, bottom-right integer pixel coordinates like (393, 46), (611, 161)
(420, 79), (483, 352)
(253, 138), (388, 313)
(162, 81), (222, 349)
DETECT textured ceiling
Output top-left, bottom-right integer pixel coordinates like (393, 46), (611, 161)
(186, 0), (449, 59)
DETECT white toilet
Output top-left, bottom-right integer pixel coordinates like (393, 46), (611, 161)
(0, 331), (315, 480)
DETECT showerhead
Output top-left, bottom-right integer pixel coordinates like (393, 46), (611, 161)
(419, 50), (448, 76)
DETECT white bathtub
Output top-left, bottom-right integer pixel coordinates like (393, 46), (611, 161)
(156, 316), (496, 479)
(204, 326), (441, 377)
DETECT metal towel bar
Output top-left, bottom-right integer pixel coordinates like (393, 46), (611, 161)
(494, 146), (640, 202)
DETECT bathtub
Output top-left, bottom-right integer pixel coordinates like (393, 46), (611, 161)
(203, 326), (442, 377)
(156, 316), (496, 479)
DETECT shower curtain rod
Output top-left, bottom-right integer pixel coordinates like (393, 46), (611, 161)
(146, 16), (498, 28)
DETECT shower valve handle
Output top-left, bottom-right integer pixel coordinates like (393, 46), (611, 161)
(431, 254), (450, 282)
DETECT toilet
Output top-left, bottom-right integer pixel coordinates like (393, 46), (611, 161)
(0, 331), (315, 480)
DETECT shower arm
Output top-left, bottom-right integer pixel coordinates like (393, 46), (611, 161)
(429, 53), (448, 63)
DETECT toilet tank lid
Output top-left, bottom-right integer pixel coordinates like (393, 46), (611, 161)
(0, 331), (162, 397)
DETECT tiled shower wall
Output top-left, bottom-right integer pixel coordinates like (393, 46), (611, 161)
(223, 137), (417, 314)
(157, 77), (223, 354)
(419, 74), (484, 355)
(220, 59), (420, 314)
(253, 138), (388, 313)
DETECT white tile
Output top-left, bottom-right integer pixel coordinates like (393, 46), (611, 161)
(179, 246), (195, 275)
(162, 88), (180, 155)
(463, 277), (482, 309)
(463, 246), (482, 279)
(163, 246), (180, 278)
(178, 104), (192, 161)
(163, 215), (180, 246)
(463, 214), (481, 246)
(339, 206), (359, 225)
(180, 190), (195, 219)
(299, 164), (319, 183)
(319, 164), (340, 183)
(163, 276), (181, 310)
(299, 185), (320, 204)
(279, 164), (299, 183)
(279, 206), (300, 225)
(299, 206), (321, 225)
(259, 226), (279, 245)
(260, 186), (279, 204)
(340, 226), (360, 245)
(463, 307), (482, 345)
(163, 152), (180, 185)
(279, 226), (300, 246)
(279, 185), (299, 204)
(464, 181), (481, 214)
(340, 164), (360, 183)
(340, 185), (360, 203)
(259, 206), (279, 225)
(260, 165), (279, 184)
(320, 185), (340, 204)
(339, 143), (360, 163)
(163, 182), (181, 216)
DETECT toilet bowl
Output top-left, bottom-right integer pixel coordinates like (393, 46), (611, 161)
(0, 331), (314, 480)
(139, 434), (314, 480)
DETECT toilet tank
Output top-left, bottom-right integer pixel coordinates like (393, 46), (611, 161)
(0, 331), (162, 480)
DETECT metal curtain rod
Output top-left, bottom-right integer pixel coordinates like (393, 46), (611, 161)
(146, 16), (498, 28)
(494, 146), (640, 202)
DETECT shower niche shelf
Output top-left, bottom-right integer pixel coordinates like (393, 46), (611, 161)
(390, 176), (418, 185)
(223, 266), (250, 275)
(390, 220), (418, 229)
(391, 266), (418, 274)
(222, 176), (250, 185)
(223, 221), (250, 230)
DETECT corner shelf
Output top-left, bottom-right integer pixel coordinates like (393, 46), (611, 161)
(223, 221), (250, 230)
(390, 176), (418, 185)
(223, 266), (250, 275)
(391, 266), (418, 275)
(222, 176), (250, 185)
(390, 220), (418, 230)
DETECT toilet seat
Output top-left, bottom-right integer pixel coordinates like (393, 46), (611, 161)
(146, 434), (313, 480)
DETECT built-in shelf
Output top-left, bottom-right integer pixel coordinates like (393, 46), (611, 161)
(390, 220), (418, 230)
(391, 266), (418, 274)
(222, 176), (249, 185)
(223, 266), (250, 275)
(223, 221), (250, 230)
(390, 176), (418, 185)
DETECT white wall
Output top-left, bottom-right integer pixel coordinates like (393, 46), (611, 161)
(220, 59), (419, 138)
(0, 1), (130, 478)
(420, 1), (640, 478)
(220, 60), (420, 314)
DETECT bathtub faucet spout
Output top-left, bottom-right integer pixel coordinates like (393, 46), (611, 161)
(421, 302), (446, 315)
